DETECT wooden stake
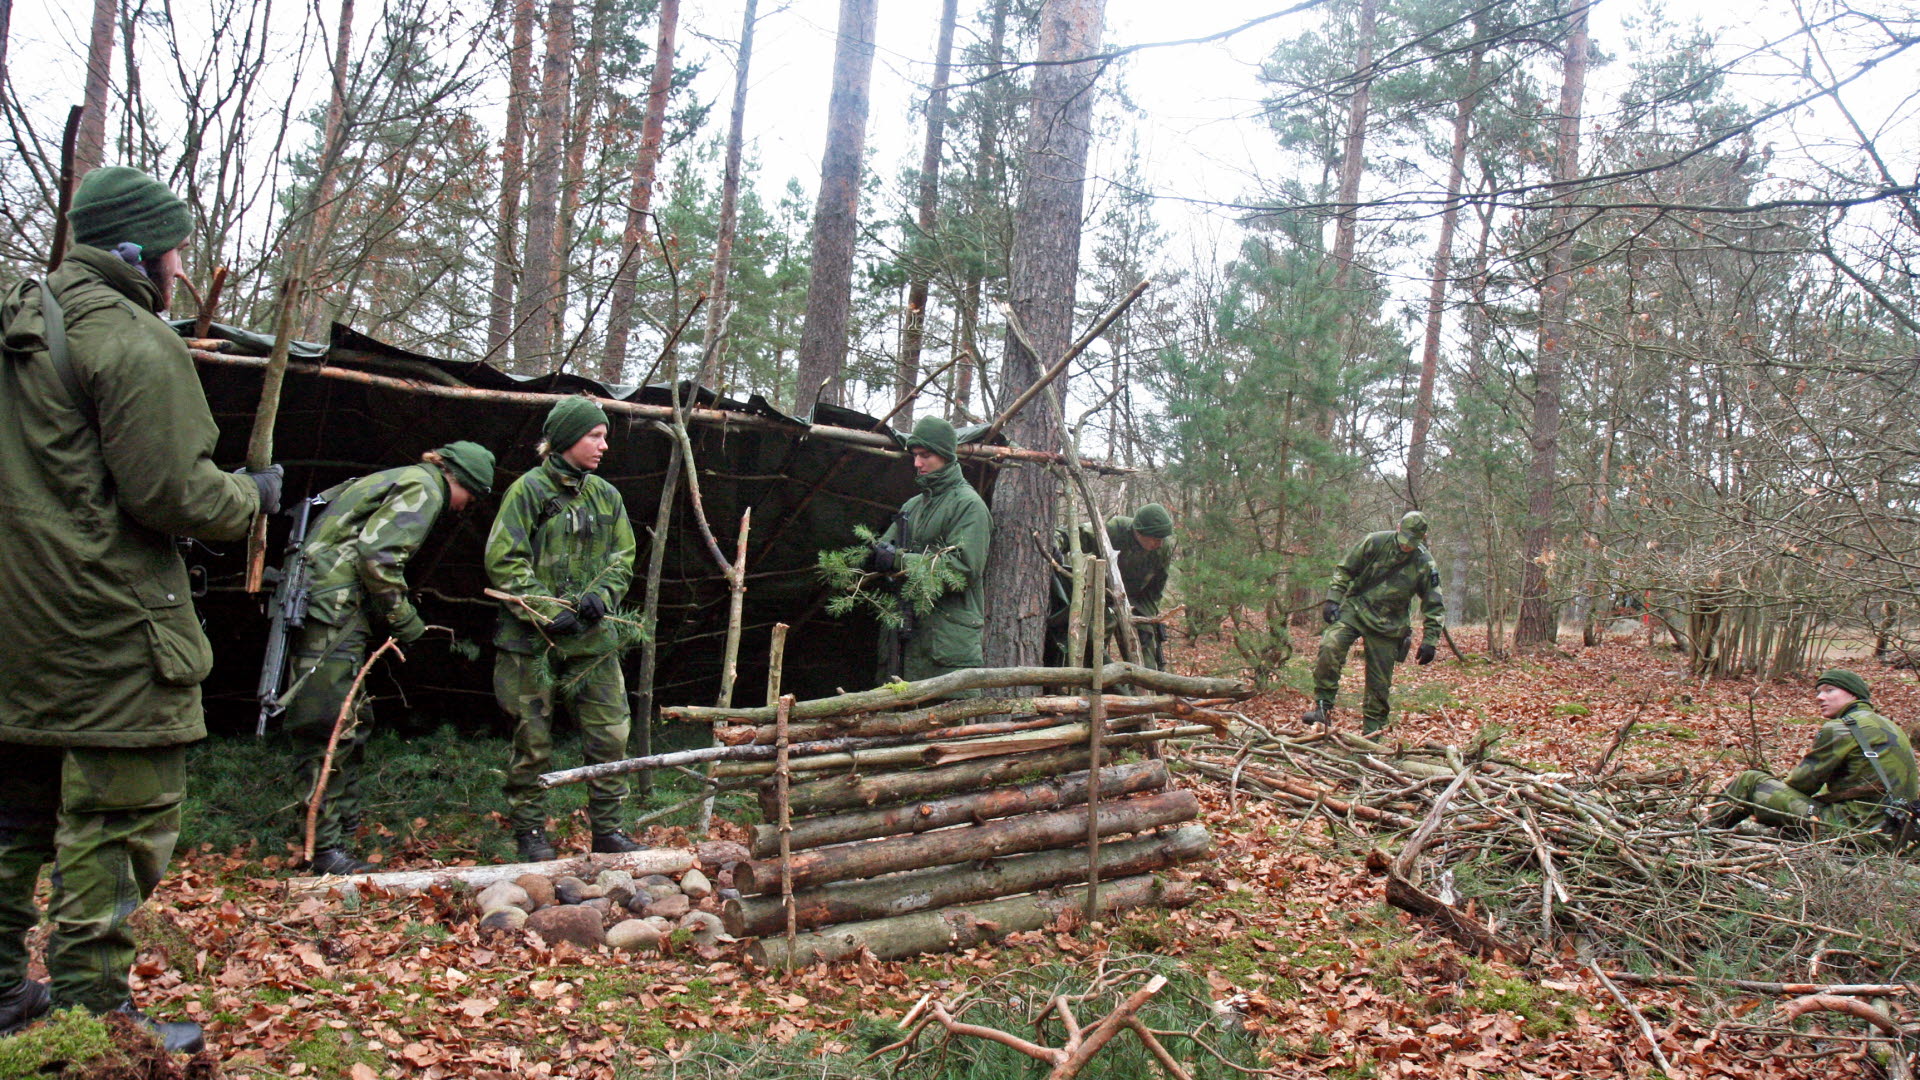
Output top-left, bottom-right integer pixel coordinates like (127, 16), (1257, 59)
(194, 265), (229, 340)
(1084, 557), (1107, 920)
(46, 105), (83, 273)
(775, 689), (796, 974)
(303, 636), (403, 863)
(631, 436), (682, 797)
(244, 270), (304, 592)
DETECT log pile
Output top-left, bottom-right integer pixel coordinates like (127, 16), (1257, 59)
(661, 664), (1250, 968)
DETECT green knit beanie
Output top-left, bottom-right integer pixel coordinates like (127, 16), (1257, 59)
(1816, 668), (1871, 703)
(435, 441), (495, 496)
(904, 415), (959, 463)
(543, 395), (609, 455)
(1132, 503), (1174, 539)
(68, 167), (194, 255)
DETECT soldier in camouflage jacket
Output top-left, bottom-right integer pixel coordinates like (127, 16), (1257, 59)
(485, 397), (640, 861)
(1305, 511), (1446, 735)
(285, 443), (494, 876)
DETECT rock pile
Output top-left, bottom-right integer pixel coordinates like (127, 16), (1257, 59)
(473, 862), (735, 953)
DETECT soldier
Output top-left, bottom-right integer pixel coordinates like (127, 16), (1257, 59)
(0, 167), (276, 1049)
(868, 416), (992, 684)
(285, 442), (496, 875)
(1303, 511), (1445, 735)
(487, 397), (640, 861)
(1710, 669), (1917, 844)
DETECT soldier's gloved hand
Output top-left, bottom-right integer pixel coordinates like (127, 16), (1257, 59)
(237, 463), (284, 515)
(390, 614), (427, 645)
(546, 609), (583, 637)
(866, 541), (900, 575)
(1416, 641), (1437, 665)
(576, 592), (608, 626)
(1321, 601), (1341, 625)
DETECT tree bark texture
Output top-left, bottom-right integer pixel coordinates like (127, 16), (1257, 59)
(893, 0), (959, 430)
(487, 0), (537, 359)
(603, 0), (680, 382)
(983, 0), (1107, 672)
(749, 759), (1167, 857)
(288, 848), (693, 901)
(718, 693), (1230, 745)
(727, 823), (1206, 937)
(514, 0), (573, 370)
(1514, 2), (1589, 649)
(709, 720), (1207, 781)
(1328, 0), (1377, 294)
(76, 0), (114, 176)
(735, 788), (1196, 894)
(790, 0), (879, 415)
(556, 0), (606, 348)
(950, 0), (1010, 423)
(748, 873), (1190, 967)
(767, 745), (1094, 819)
(696, 0), (759, 388)
(299, 0), (358, 341)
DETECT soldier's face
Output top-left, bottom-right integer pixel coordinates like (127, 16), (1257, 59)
(1135, 531), (1163, 552)
(563, 424), (610, 472)
(447, 478), (473, 512)
(146, 248), (184, 311)
(911, 449), (945, 476)
(1815, 684), (1856, 719)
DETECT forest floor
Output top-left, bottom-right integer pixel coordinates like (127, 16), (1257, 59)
(4, 624), (1916, 1080)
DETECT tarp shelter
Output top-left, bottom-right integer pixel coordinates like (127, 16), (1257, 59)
(184, 322), (1040, 734)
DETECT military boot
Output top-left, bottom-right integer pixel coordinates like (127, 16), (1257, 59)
(306, 848), (374, 876)
(591, 831), (643, 854)
(1302, 700), (1333, 728)
(516, 826), (556, 862)
(0, 979), (50, 1035)
(109, 1003), (204, 1054)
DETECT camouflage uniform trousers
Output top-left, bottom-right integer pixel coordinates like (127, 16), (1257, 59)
(0, 742), (185, 1013)
(284, 618), (373, 852)
(1312, 622), (1405, 734)
(1133, 621), (1166, 671)
(495, 649), (631, 834)
(1717, 771), (1857, 833)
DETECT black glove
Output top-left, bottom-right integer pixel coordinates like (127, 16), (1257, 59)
(546, 609), (583, 637)
(867, 540), (900, 575)
(1416, 641), (1437, 665)
(1321, 601), (1341, 625)
(576, 592), (608, 626)
(238, 464), (284, 515)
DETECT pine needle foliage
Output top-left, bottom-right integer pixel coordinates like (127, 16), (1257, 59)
(818, 524), (966, 628)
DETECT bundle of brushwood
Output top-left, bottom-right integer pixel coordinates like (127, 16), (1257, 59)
(661, 662), (1252, 969)
(1175, 725), (1920, 995)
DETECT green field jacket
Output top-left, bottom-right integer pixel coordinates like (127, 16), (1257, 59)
(880, 460), (992, 670)
(485, 454), (636, 658)
(303, 464), (450, 641)
(1326, 530), (1445, 641)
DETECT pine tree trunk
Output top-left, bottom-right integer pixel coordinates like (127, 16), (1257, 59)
(1328, 0), (1376, 294)
(557, 0), (605, 358)
(949, 0), (1010, 423)
(694, 0), (757, 389)
(603, 0), (681, 382)
(893, 0), (959, 430)
(515, 0), (572, 371)
(76, 0), (114, 176)
(1514, 2), (1589, 650)
(299, 0), (358, 341)
(1406, 39), (1482, 508)
(982, 0), (1106, 672)
(790, 0), (879, 414)
(488, 0), (537, 360)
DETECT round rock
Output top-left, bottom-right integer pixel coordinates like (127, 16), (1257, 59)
(606, 919), (665, 952)
(477, 881), (532, 914)
(678, 910), (728, 947)
(678, 868), (713, 900)
(515, 874), (557, 910)
(595, 870), (635, 893)
(582, 897), (615, 922)
(642, 893), (690, 920)
(640, 874), (675, 888)
(526, 904), (606, 949)
(479, 906), (527, 932)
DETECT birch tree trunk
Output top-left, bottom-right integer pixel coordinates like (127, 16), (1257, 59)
(1514, 1), (1590, 650)
(487, 0), (537, 359)
(694, 0), (757, 389)
(982, 0), (1107, 671)
(892, 0), (959, 430)
(76, 0), (114, 175)
(790, 0), (878, 414)
(514, 0), (573, 371)
(603, 0), (680, 382)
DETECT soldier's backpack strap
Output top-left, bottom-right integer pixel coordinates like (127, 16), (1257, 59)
(1841, 714), (1900, 799)
(1839, 714), (1916, 844)
(1345, 543), (1420, 606)
(33, 279), (97, 429)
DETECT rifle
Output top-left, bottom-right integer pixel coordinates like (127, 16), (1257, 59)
(255, 494), (327, 736)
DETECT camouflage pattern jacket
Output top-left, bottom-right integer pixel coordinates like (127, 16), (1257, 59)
(485, 454), (636, 658)
(879, 460), (991, 670)
(1786, 702), (1918, 831)
(1325, 531), (1445, 641)
(0, 246), (258, 747)
(1094, 516), (1173, 617)
(303, 464), (450, 640)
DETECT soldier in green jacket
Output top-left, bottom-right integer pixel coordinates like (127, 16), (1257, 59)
(486, 397), (641, 861)
(285, 442), (495, 876)
(1304, 511), (1445, 735)
(869, 416), (992, 684)
(1710, 670), (1917, 844)
(1046, 504), (1178, 669)
(0, 168), (275, 1049)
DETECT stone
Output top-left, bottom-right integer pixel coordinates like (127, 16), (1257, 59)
(552, 876), (590, 905)
(642, 916), (674, 934)
(642, 893), (690, 920)
(678, 910), (729, 947)
(606, 919), (665, 952)
(515, 874), (557, 910)
(715, 867), (734, 890)
(476, 881), (532, 914)
(595, 870), (635, 893)
(526, 905), (606, 949)
(678, 868), (713, 900)
(716, 887), (741, 902)
(582, 897), (614, 922)
(640, 874), (675, 888)
(479, 906), (527, 932)
(643, 882), (681, 903)
(603, 884), (635, 909)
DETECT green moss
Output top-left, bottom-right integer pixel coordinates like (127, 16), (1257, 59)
(1636, 722), (1700, 740)
(1463, 962), (1578, 1037)
(286, 1029), (387, 1077)
(0, 1007), (116, 1079)
(1552, 701), (1591, 717)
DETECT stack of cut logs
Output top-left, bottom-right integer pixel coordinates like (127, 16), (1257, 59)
(664, 663), (1250, 968)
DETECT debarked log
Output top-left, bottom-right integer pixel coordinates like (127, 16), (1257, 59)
(726, 823), (1208, 937)
(769, 746), (1094, 818)
(748, 873), (1194, 968)
(717, 695), (1238, 745)
(286, 848), (695, 901)
(749, 760), (1169, 857)
(714, 722), (1208, 780)
(735, 789), (1199, 894)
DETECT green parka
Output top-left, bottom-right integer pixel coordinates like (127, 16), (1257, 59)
(880, 460), (992, 676)
(303, 464), (450, 641)
(1091, 516), (1173, 617)
(0, 246), (258, 747)
(1325, 531), (1445, 641)
(1786, 702), (1917, 831)
(485, 454), (636, 658)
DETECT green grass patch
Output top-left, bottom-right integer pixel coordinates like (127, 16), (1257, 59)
(0, 1008), (116, 1079)
(1396, 680), (1460, 717)
(285, 1028), (388, 1077)
(1463, 962), (1579, 1038)
(1634, 721), (1700, 741)
(1552, 701), (1591, 717)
